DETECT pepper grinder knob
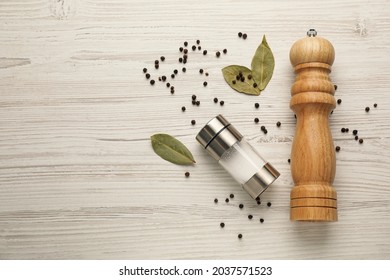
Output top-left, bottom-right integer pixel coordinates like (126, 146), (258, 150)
(289, 30), (338, 221)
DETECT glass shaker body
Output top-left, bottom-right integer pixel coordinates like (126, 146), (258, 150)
(196, 115), (280, 199)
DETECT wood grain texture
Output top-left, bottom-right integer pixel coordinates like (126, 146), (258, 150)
(0, 0), (389, 259)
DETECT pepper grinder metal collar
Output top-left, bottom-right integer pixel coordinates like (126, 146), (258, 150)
(196, 115), (280, 199)
(289, 30), (338, 221)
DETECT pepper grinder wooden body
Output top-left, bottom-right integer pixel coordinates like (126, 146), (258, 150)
(289, 30), (337, 221)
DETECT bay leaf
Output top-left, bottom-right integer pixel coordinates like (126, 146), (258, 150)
(151, 133), (195, 165)
(221, 65), (260, 95)
(251, 35), (275, 91)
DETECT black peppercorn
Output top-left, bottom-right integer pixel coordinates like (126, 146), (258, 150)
(239, 204), (244, 209)
(365, 107), (370, 112)
(184, 49), (188, 54)
(182, 67), (186, 72)
(158, 77), (161, 81)
(181, 106), (186, 112)
(225, 198), (229, 203)
(335, 146), (341, 152)
(238, 32), (242, 37)
(260, 125), (265, 131)
(161, 76), (166, 82)
(353, 130), (358, 135)
(216, 51), (221, 57)
(196, 39), (200, 45)
(183, 59), (187, 64)
(173, 69), (178, 75)
(223, 49), (227, 54)
(232, 80), (236, 84)
(196, 100), (200, 106)
(203, 50), (207, 55)
(203, 81), (207, 87)
(198, 46), (201, 50)
(166, 82), (170, 87)
(160, 56), (165, 62)
(184, 41), (188, 47)
(267, 202), (272, 207)
(345, 128), (349, 133)
(337, 99), (342, 105)
(254, 118), (259, 123)
(276, 121), (281, 127)
(214, 198), (218, 203)
(240, 76), (245, 82)
(257, 200), (261, 205)
(170, 86), (174, 90)
(170, 89), (174, 94)
(192, 100), (196, 105)
(374, 103), (377, 108)
(248, 215), (253, 220)
(255, 103), (259, 109)
(230, 194), (234, 199)
(185, 171), (190, 177)
(334, 84), (338, 90)
(288, 159), (291, 163)
(179, 47), (183, 52)
(238, 234), (242, 239)
(263, 129), (268, 134)
(341, 128), (346, 133)
(247, 74), (252, 80)
(253, 83), (257, 88)
(171, 74), (175, 79)
(243, 33), (247, 39)
(150, 79), (155, 85)
(355, 135), (359, 141)
(183, 54), (188, 59)
(143, 68), (147, 73)
(192, 45), (196, 51)
(179, 57), (183, 63)
(145, 74), (150, 79)
(213, 97), (218, 103)
(260, 218), (264, 223)
(154, 64), (159, 69)
(154, 60), (159, 65)
(205, 72), (209, 76)
(199, 69), (204, 74)
(359, 139), (364, 144)
(192, 95), (196, 100)
(220, 100), (224, 106)
(220, 222), (225, 228)
(191, 120), (196, 125)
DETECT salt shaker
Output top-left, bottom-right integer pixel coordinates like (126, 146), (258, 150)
(196, 115), (280, 199)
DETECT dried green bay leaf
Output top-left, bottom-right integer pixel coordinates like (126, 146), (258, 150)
(222, 65), (260, 95)
(251, 35), (275, 91)
(151, 133), (195, 165)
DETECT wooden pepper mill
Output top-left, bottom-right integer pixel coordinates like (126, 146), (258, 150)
(289, 29), (337, 221)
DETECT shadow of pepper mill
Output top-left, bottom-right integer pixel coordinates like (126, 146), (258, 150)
(289, 29), (337, 221)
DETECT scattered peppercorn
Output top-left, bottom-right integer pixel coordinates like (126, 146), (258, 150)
(267, 202), (272, 207)
(225, 198), (229, 203)
(158, 77), (162, 82)
(341, 128), (346, 133)
(196, 39), (200, 45)
(355, 135), (359, 141)
(202, 49), (207, 55)
(260, 125), (265, 131)
(171, 74), (175, 79)
(160, 56), (165, 62)
(260, 218), (264, 223)
(248, 215), (253, 220)
(288, 159), (291, 164)
(196, 100), (200, 106)
(365, 107), (370, 112)
(154, 60), (159, 65)
(199, 69), (204, 74)
(170, 89), (174, 94)
(192, 100), (196, 105)
(214, 198), (218, 203)
(205, 73), (209, 76)
(230, 193), (234, 199)
(337, 99), (342, 104)
(184, 49), (188, 54)
(240, 76), (245, 82)
(143, 68), (147, 73)
(238, 233), (242, 239)
(198, 46), (201, 50)
(216, 51), (221, 57)
(254, 118), (259, 123)
(223, 49), (227, 54)
(182, 106), (186, 112)
(257, 200), (261, 205)
(263, 129), (268, 134)
(359, 139), (364, 144)
(166, 82), (170, 87)
(150, 79), (155, 85)
(203, 81), (207, 87)
(179, 57), (183, 63)
(232, 80), (236, 84)
(185, 171), (190, 177)
(335, 146), (341, 152)
(276, 121), (281, 127)
(243, 33), (247, 39)
(183, 54), (188, 59)
(220, 222), (225, 228)
(182, 67), (186, 72)
(170, 86), (174, 90)
(253, 83), (257, 88)
(238, 32), (242, 37)
(374, 103), (377, 108)
(179, 47), (183, 52)
(192, 95), (196, 100)
(345, 128), (349, 133)
(173, 69), (178, 75)
(255, 103), (259, 109)
(154, 64), (159, 69)
(191, 120), (196, 125)
(192, 45), (196, 51)
(334, 85), (338, 90)
(239, 204), (244, 209)
(183, 59), (187, 64)
(220, 100), (224, 106)
(213, 97), (218, 103)
(184, 41), (188, 47)
(247, 74), (252, 80)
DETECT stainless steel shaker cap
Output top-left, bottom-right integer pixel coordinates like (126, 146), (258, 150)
(196, 115), (243, 161)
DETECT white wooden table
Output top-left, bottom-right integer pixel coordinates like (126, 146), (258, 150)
(1, 0), (389, 259)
